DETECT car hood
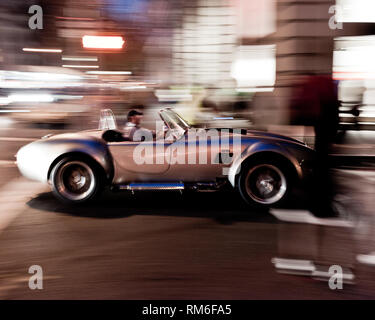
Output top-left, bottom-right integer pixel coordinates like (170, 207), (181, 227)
(205, 127), (308, 147)
(245, 130), (307, 146)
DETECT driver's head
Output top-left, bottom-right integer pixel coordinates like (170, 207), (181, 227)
(127, 109), (143, 125)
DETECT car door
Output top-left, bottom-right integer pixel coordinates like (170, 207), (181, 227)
(108, 139), (171, 183)
(164, 129), (225, 181)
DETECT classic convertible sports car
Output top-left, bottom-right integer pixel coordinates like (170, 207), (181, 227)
(16, 108), (314, 208)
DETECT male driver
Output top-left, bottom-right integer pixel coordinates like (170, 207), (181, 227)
(123, 109), (154, 141)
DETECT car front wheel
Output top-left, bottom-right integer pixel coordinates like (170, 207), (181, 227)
(51, 156), (103, 204)
(238, 160), (290, 208)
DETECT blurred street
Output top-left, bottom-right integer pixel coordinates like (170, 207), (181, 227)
(1, 0), (375, 302)
(0, 119), (375, 299)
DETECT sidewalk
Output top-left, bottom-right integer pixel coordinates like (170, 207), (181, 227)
(269, 168), (375, 284)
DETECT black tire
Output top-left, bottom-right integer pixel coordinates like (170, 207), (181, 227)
(237, 158), (292, 208)
(50, 156), (104, 204)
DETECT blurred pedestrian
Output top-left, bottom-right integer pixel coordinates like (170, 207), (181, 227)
(291, 75), (340, 217)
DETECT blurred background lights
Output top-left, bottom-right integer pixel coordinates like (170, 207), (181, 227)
(8, 94), (54, 103)
(336, 0), (375, 23)
(62, 56), (98, 61)
(82, 35), (125, 49)
(231, 45), (276, 88)
(22, 48), (62, 53)
(62, 65), (99, 69)
(86, 71), (131, 75)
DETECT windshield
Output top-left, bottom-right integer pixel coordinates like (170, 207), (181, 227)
(159, 108), (190, 130)
(159, 108), (190, 140)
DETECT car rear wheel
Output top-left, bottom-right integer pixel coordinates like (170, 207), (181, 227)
(238, 160), (291, 208)
(51, 156), (103, 204)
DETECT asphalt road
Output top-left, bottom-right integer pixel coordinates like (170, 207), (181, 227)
(0, 119), (375, 299)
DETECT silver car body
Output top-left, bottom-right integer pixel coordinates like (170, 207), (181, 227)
(16, 108), (314, 190)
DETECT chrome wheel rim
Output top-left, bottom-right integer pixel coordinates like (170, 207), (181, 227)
(245, 164), (287, 205)
(56, 161), (95, 201)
